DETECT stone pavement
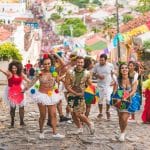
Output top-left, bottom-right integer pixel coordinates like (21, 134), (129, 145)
(0, 85), (150, 150)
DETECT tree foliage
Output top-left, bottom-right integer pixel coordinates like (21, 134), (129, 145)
(136, 0), (150, 13)
(60, 18), (87, 37)
(56, 5), (64, 15)
(143, 40), (150, 50)
(123, 14), (133, 23)
(0, 42), (22, 61)
(65, 0), (100, 8)
(50, 13), (61, 20)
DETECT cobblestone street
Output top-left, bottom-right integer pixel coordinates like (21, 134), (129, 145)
(0, 85), (150, 150)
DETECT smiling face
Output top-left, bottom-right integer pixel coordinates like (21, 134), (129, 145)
(43, 58), (51, 71)
(120, 64), (129, 75)
(11, 65), (17, 74)
(76, 58), (84, 70)
(128, 63), (135, 71)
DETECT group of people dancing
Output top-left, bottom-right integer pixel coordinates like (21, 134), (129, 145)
(0, 52), (149, 142)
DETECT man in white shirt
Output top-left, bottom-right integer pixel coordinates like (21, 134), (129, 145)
(93, 54), (114, 120)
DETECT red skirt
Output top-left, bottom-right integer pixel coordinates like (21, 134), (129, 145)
(141, 90), (150, 123)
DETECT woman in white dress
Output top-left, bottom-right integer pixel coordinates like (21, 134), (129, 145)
(24, 54), (65, 139)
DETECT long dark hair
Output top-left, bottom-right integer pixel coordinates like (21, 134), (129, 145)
(118, 63), (132, 86)
(84, 57), (92, 70)
(40, 54), (54, 65)
(8, 60), (23, 76)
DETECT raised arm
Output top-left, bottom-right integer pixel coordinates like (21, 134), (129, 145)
(0, 68), (11, 78)
(23, 74), (39, 92)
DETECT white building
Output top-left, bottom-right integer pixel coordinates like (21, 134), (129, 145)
(0, 2), (34, 24)
(42, 1), (79, 21)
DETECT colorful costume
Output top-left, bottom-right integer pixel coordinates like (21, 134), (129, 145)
(3, 75), (25, 107)
(29, 73), (61, 105)
(66, 69), (91, 113)
(141, 78), (150, 123)
(110, 81), (141, 112)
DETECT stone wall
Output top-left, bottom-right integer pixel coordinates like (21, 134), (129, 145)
(0, 61), (9, 84)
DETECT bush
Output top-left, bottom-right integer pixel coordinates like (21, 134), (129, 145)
(51, 13), (61, 20)
(60, 18), (87, 37)
(0, 42), (22, 61)
(135, 5), (150, 13)
(143, 40), (150, 50)
(123, 14), (133, 23)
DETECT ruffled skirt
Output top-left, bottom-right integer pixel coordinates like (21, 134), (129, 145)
(29, 89), (61, 105)
(3, 86), (26, 108)
(110, 92), (141, 113)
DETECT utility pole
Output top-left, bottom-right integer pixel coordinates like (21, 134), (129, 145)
(69, 25), (73, 37)
(116, 0), (121, 60)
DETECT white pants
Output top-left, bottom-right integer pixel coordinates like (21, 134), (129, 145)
(97, 86), (113, 105)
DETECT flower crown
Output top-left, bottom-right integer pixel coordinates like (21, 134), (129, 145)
(43, 54), (50, 59)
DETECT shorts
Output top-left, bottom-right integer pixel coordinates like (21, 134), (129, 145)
(67, 96), (85, 113)
(97, 86), (113, 105)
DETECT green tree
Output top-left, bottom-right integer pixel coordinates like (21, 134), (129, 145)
(60, 18), (87, 37)
(56, 5), (63, 15)
(123, 14), (133, 23)
(68, 10), (72, 15)
(0, 19), (5, 25)
(143, 40), (150, 49)
(103, 17), (116, 30)
(85, 45), (92, 52)
(50, 13), (61, 20)
(139, 0), (150, 6)
(0, 42), (22, 61)
(136, 0), (150, 13)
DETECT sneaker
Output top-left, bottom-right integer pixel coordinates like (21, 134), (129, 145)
(97, 113), (103, 118)
(60, 116), (71, 122)
(118, 133), (125, 142)
(67, 120), (73, 124)
(76, 128), (83, 134)
(39, 132), (45, 139)
(52, 133), (65, 139)
(88, 122), (95, 135)
(128, 119), (136, 123)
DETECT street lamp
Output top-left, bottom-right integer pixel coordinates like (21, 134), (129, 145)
(116, 0), (121, 61)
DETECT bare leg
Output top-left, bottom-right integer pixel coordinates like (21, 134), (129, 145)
(85, 104), (91, 117)
(38, 103), (46, 133)
(57, 100), (63, 117)
(79, 113), (91, 126)
(71, 112), (81, 128)
(106, 104), (110, 120)
(119, 112), (129, 133)
(118, 112), (129, 141)
(97, 104), (103, 118)
(48, 105), (57, 134)
(131, 113), (135, 120)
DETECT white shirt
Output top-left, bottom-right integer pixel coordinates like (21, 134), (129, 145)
(93, 62), (114, 88)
